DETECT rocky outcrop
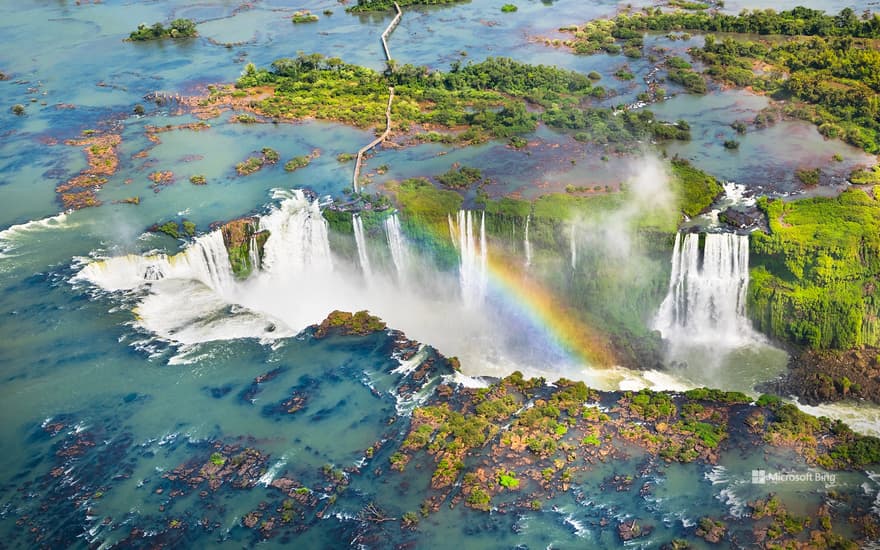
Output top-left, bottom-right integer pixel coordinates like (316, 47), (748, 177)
(220, 218), (269, 279)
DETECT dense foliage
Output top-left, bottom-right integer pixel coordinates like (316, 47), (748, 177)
(749, 189), (880, 349)
(347, 0), (466, 12)
(692, 35), (880, 152)
(556, 8), (880, 152)
(609, 7), (880, 38)
(129, 19), (197, 41)
(235, 54), (689, 144)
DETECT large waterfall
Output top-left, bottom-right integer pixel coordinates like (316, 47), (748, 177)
(352, 214), (372, 278)
(452, 210), (488, 307)
(384, 213), (409, 278)
(654, 232), (752, 345)
(259, 190), (333, 276)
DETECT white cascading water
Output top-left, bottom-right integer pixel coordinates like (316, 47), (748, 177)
(523, 214), (532, 268)
(570, 224), (577, 270)
(259, 190), (333, 276)
(352, 214), (372, 279)
(248, 234), (260, 273)
(654, 232), (753, 346)
(76, 230), (235, 295)
(454, 210), (488, 307)
(384, 213), (409, 278)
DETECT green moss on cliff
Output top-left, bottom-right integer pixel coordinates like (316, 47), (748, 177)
(749, 189), (880, 349)
(670, 157), (723, 218)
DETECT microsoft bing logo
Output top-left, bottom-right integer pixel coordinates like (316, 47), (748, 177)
(750, 469), (835, 484)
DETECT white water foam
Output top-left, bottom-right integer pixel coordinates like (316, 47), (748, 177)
(0, 212), (70, 258)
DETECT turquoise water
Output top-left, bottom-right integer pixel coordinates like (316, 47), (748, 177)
(2, 0), (880, 547)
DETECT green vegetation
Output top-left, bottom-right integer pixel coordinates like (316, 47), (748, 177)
(316, 310), (387, 336)
(284, 155), (311, 172)
(155, 221), (181, 239)
(760, 399), (880, 468)
(348, 0), (466, 12)
(692, 34), (880, 153)
(182, 221), (196, 237)
(850, 165), (880, 185)
(614, 66), (635, 80)
(189, 174), (207, 185)
(723, 139), (740, 149)
(221, 220), (269, 279)
(749, 189), (880, 349)
(236, 148), (279, 176)
(497, 470), (520, 489)
(684, 387), (751, 403)
(668, 65), (707, 94)
(600, 7), (880, 39)
(129, 19), (197, 41)
(236, 156), (264, 176)
(501, 4), (518, 13)
(466, 487), (491, 510)
(670, 157), (723, 217)
(795, 167), (820, 185)
(261, 147), (280, 164)
(626, 389), (676, 420)
(209, 452), (226, 466)
(235, 54), (689, 146)
(291, 11), (319, 23)
(11, 104), (25, 116)
(556, 8), (880, 152)
(436, 166), (483, 189)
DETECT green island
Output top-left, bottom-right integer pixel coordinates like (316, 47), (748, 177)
(230, 54), (690, 147)
(128, 18), (198, 41)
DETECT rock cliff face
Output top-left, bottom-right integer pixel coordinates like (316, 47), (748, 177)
(220, 217), (270, 279)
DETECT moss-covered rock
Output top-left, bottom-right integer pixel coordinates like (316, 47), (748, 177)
(313, 310), (387, 338)
(220, 218), (269, 279)
(748, 189), (880, 349)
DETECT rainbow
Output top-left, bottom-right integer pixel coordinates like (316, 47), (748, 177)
(414, 210), (619, 368)
(485, 252), (618, 367)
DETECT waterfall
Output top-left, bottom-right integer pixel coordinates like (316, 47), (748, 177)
(78, 189), (335, 294)
(76, 230), (235, 294)
(248, 234), (260, 273)
(523, 214), (532, 268)
(570, 225), (577, 270)
(654, 232), (752, 345)
(447, 214), (456, 246)
(258, 190), (332, 276)
(384, 213), (409, 278)
(454, 210), (488, 307)
(352, 214), (372, 278)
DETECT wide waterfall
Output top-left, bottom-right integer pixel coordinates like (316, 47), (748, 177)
(76, 230), (235, 294)
(654, 232), (753, 345)
(524, 214), (532, 268)
(353, 214), (372, 278)
(453, 210), (488, 307)
(384, 213), (409, 278)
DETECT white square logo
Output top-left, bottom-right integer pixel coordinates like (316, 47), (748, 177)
(751, 470), (766, 484)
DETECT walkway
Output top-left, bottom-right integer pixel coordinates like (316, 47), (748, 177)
(352, 2), (401, 193)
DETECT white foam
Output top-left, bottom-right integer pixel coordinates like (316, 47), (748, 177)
(0, 212), (70, 257)
(792, 399), (880, 438)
